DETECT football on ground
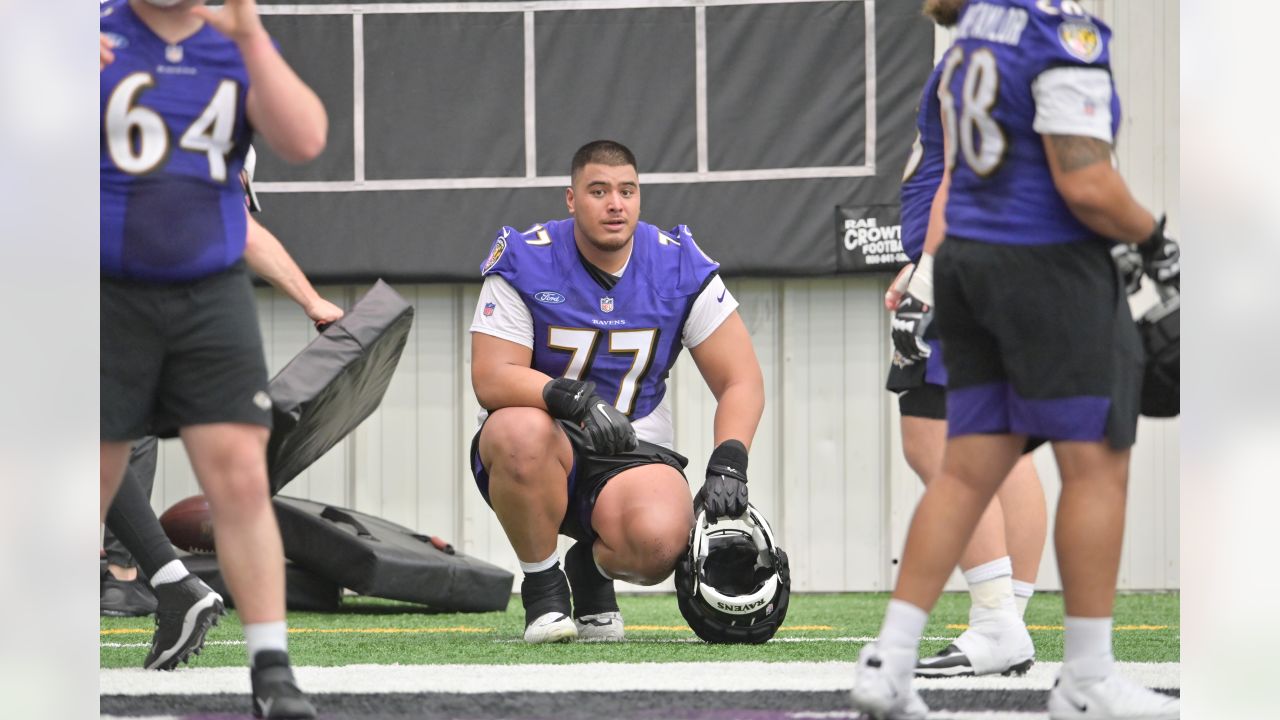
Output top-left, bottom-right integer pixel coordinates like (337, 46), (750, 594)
(159, 494), (215, 554)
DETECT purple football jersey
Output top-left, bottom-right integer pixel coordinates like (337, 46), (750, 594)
(480, 219), (719, 421)
(900, 59), (947, 264)
(943, 0), (1121, 246)
(100, 1), (254, 282)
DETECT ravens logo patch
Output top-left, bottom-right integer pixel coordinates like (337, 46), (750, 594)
(481, 235), (507, 275)
(1059, 20), (1103, 63)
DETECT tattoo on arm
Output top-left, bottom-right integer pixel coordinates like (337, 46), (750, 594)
(1047, 134), (1113, 173)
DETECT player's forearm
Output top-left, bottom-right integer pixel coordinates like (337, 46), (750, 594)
(1058, 166), (1155, 244)
(244, 218), (322, 310)
(471, 363), (554, 413)
(711, 378), (764, 451)
(240, 34), (327, 163)
(1045, 135), (1156, 244)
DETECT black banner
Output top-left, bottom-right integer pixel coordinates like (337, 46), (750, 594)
(253, 1), (933, 282)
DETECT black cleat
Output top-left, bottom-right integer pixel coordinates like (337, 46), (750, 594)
(520, 564), (576, 644)
(101, 569), (158, 617)
(564, 540), (623, 641)
(144, 574), (224, 671)
(251, 650), (316, 719)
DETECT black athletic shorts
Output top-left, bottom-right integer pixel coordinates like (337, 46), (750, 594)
(934, 237), (1144, 450)
(897, 382), (947, 420)
(470, 416), (688, 542)
(101, 262), (272, 441)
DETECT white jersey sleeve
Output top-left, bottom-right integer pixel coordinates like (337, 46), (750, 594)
(682, 274), (739, 348)
(469, 275), (533, 348)
(1032, 67), (1115, 143)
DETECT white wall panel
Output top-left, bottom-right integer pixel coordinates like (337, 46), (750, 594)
(149, 0), (1178, 593)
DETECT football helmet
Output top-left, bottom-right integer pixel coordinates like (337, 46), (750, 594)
(1138, 284), (1178, 418)
(675, 491), (790, 644)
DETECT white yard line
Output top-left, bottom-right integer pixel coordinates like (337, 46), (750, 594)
(102, 635), (960, 649)
(100, 661), (1179, 696)
(788, 707), (1059, 712)
(107, 713), (1052, 720)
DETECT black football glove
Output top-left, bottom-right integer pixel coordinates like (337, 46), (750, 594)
(703, 439), (749, 520)
(891, 293), (934, 364)
(542, 377), (637, 456)
(1110, 242), (1144, 295)
(1139, 215), (1180, 289)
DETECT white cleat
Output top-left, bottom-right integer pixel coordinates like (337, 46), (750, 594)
(916, 624), (1036, 677)
(523, 611), (578, 644)
(1048, 666), (1180, 720)
(574, 611), (624, 642)
(849, 643), (929, 720)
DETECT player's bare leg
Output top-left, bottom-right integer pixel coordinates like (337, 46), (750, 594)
(561, 464), (692, 642)
(901, 416), (1012, 569)
(899, 427), (1036, 677)
(851, 433), (1025, 716)
(479, 407), (578, 643)
(181, 422), (316, 718)
(1045, 440), (1175, 718)
(997, 454), (1047, 608)
(590, 465), (695, 585)
(479, 408), (575, 564)
(100, 440), (132, 523)
(181, 423), (283, 625)
(894, 433), (1024, 613)
(1052, 441), (1128, 619)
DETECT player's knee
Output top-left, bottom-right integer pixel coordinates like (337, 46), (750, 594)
(482, 408), (562, 485)
(199, 453), (270, 510)
(620, 513), (694, 585)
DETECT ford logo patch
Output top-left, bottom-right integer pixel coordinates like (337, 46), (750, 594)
(535, 291), (566, 304)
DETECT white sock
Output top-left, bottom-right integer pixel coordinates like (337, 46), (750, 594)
(1012, 579), (1036, 618)
(519, 552), (559, 575)
(149, 560), (188, 587)
(877, 599), (928, 655)
(244, 621), (289, 665)
(963, 557), (1018, 627)
(1063, 616), (1115, 681)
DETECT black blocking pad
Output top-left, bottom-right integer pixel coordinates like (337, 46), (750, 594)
(273, 497), (515, 612)
(266, 280), (414, 495)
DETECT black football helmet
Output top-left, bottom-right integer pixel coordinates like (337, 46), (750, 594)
(675, 491), (790, 644)
(1138, 285), (1178, 418)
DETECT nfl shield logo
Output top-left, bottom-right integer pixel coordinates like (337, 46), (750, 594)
(600, 296), (614, 313)
(165, 44), (184, 64)
(483, 302), (496, 317)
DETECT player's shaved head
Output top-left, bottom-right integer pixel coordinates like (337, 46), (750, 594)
(923, 0), (965, 27)
(571, 140), (638, 182)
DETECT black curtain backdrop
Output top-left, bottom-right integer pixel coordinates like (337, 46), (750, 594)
(253, 0), (933, 283)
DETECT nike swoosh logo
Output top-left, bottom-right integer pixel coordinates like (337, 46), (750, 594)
(595, 403), (611, 417)
(717, 288), (727, 302)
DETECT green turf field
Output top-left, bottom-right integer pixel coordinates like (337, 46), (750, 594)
(100, 591), (1179, 669)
